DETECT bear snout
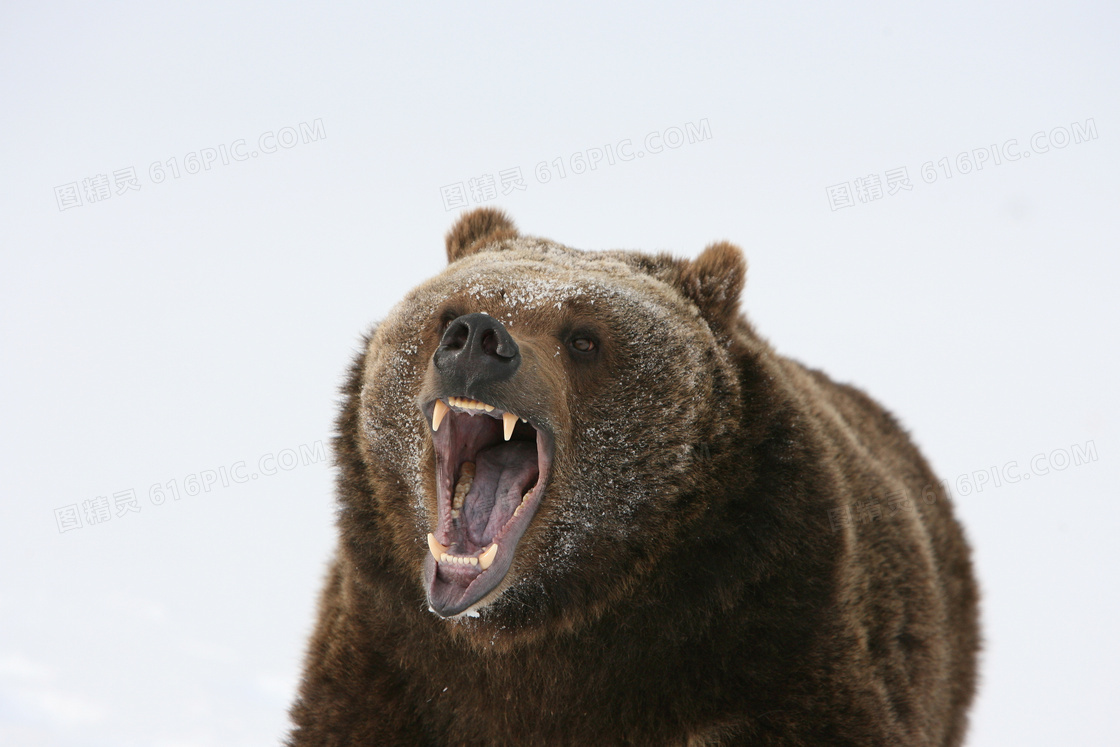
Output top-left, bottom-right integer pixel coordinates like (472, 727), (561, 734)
(434, 312), (521, 392)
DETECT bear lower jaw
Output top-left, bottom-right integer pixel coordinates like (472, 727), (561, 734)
(422, 397), (553, 618)
(424, 469), (547, 618)
(427, 534), (499, 570)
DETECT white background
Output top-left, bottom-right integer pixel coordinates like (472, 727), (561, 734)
(1, 2), (1117, 745)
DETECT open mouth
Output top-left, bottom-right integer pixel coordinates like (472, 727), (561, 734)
(422, 396), (553, 618)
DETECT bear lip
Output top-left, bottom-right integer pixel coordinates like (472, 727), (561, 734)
(421, 397), (553, 618)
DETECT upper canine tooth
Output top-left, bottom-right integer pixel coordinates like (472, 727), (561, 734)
(503, 412), (517, 441)
(479, 543), (498, 570)
(432, 399), (449, 431)
(427, 533), (448, 560)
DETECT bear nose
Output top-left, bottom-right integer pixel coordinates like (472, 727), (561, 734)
(433, 313), (520, 388)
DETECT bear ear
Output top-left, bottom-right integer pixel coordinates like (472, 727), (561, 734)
(675, 241), (746, 332)
(445, 208), (519, 263)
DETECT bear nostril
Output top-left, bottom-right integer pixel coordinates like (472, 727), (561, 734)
(442, 321), (469, 351)
(480, 329), (498, 357)
(433, 313), (520, 384)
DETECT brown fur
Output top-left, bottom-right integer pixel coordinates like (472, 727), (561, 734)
(287, 208), (980, 746)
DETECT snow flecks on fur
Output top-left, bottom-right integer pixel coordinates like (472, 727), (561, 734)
(360, 305), (437, 529)
(357, 235), (741, 617)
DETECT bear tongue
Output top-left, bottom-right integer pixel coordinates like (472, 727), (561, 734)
(457, 439), (538, 549)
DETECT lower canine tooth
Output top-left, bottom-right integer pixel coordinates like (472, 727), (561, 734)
(479, 543), (498, 570)
(428, 533), (448, 560)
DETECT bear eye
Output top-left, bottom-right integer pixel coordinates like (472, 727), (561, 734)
(569, 337), (597, 354)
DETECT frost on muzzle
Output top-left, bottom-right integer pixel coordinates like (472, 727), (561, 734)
(419, 313), (554, 618)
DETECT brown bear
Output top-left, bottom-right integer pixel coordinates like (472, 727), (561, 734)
(286, 208), (980, 746)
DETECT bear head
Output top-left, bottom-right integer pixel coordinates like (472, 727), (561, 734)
(343, 208), (751, 634)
